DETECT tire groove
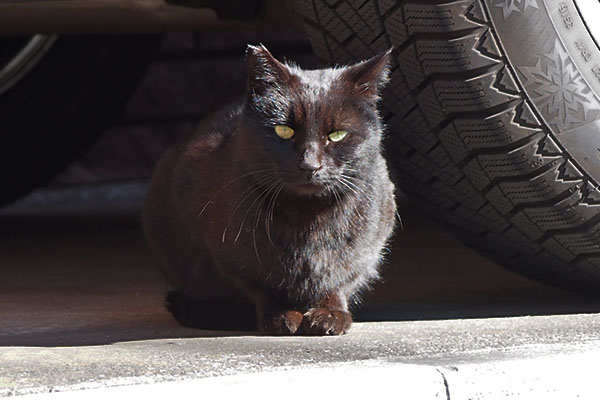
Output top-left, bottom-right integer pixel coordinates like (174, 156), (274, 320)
(537, 213), (600, 245)
(327, 0), (384, 55)
(454, 129), (543, 169)
(503, 187), (580, 219)
(479, 161), (559, 195)
(573, 253), (600, 264)
(432, 99), (522, 135)
(413, 63), (503, 95)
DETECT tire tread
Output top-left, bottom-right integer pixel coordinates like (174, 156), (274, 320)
(295, 0), (600, 292)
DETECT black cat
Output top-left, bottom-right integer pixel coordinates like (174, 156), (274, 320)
(142, 45), (396, 335)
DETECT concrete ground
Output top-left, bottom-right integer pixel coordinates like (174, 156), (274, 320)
(2, 188), (600, 398)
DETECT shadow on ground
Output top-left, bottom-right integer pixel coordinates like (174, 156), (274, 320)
(2, 199), (600, 347)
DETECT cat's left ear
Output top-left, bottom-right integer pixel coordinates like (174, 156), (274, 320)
(341, 49), (392, 103)
(246, 44), (293, 95)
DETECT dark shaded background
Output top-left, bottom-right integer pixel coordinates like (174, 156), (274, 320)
(52, 30), (318, 187)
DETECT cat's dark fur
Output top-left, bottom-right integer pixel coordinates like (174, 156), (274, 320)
(142, 45), (396, 335)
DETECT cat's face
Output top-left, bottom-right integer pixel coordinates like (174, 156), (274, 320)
(240, 45), (390, 197)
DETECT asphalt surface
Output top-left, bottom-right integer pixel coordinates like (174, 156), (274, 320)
(2, 188), (600, 398)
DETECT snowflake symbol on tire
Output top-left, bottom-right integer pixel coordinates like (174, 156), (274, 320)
(493, 0), (539, 19)
(517, 39), (600, 131)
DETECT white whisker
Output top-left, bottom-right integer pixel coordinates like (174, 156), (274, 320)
(250, 180), (281, 265)
(338, 177), (359, 196)
(222, 174), (278, 243)
(265, 182), (285, 247)
(395, 209), (404, 232)
(197, 167), (276, 218)
(231, 176), (280, 243)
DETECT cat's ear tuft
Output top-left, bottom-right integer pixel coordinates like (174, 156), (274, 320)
(341, 48), (392, 103)
(246, 44), (292, 95)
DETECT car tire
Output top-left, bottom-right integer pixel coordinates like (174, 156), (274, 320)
(293, 0), (600, 293)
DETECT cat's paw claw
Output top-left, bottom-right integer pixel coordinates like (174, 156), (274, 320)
(301, 308), (352, 336)
(260, 310), (303, 335)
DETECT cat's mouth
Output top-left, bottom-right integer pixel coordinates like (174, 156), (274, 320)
(287, 180), (328, 196)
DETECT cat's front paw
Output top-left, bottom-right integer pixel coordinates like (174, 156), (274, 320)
(259, 310), (303, 336)
(301, 308), (352, 336)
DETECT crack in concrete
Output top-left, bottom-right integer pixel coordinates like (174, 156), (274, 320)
(436, 368), (451, 400)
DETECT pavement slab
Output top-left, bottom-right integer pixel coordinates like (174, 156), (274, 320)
(4, 317), (600, 398)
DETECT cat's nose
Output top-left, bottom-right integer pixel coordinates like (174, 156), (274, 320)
(298, 148), (322, 173)
(298, 155), (322, 173)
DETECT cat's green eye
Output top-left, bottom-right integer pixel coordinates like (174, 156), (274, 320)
(274, 125), (295, 140)
(328, 130), (349, 142)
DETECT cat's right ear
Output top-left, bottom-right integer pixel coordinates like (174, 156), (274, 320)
(246, 44), (292, 96)
(340, 49), (392, 103)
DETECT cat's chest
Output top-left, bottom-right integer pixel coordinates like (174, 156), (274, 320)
(227, 204), (364, 262)
(269, 202), (360, 243)
(199, 191), (385, 296)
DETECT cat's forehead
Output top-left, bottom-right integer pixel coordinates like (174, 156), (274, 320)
(289, 66), (345, 94)
(276, 67), (365, 129)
